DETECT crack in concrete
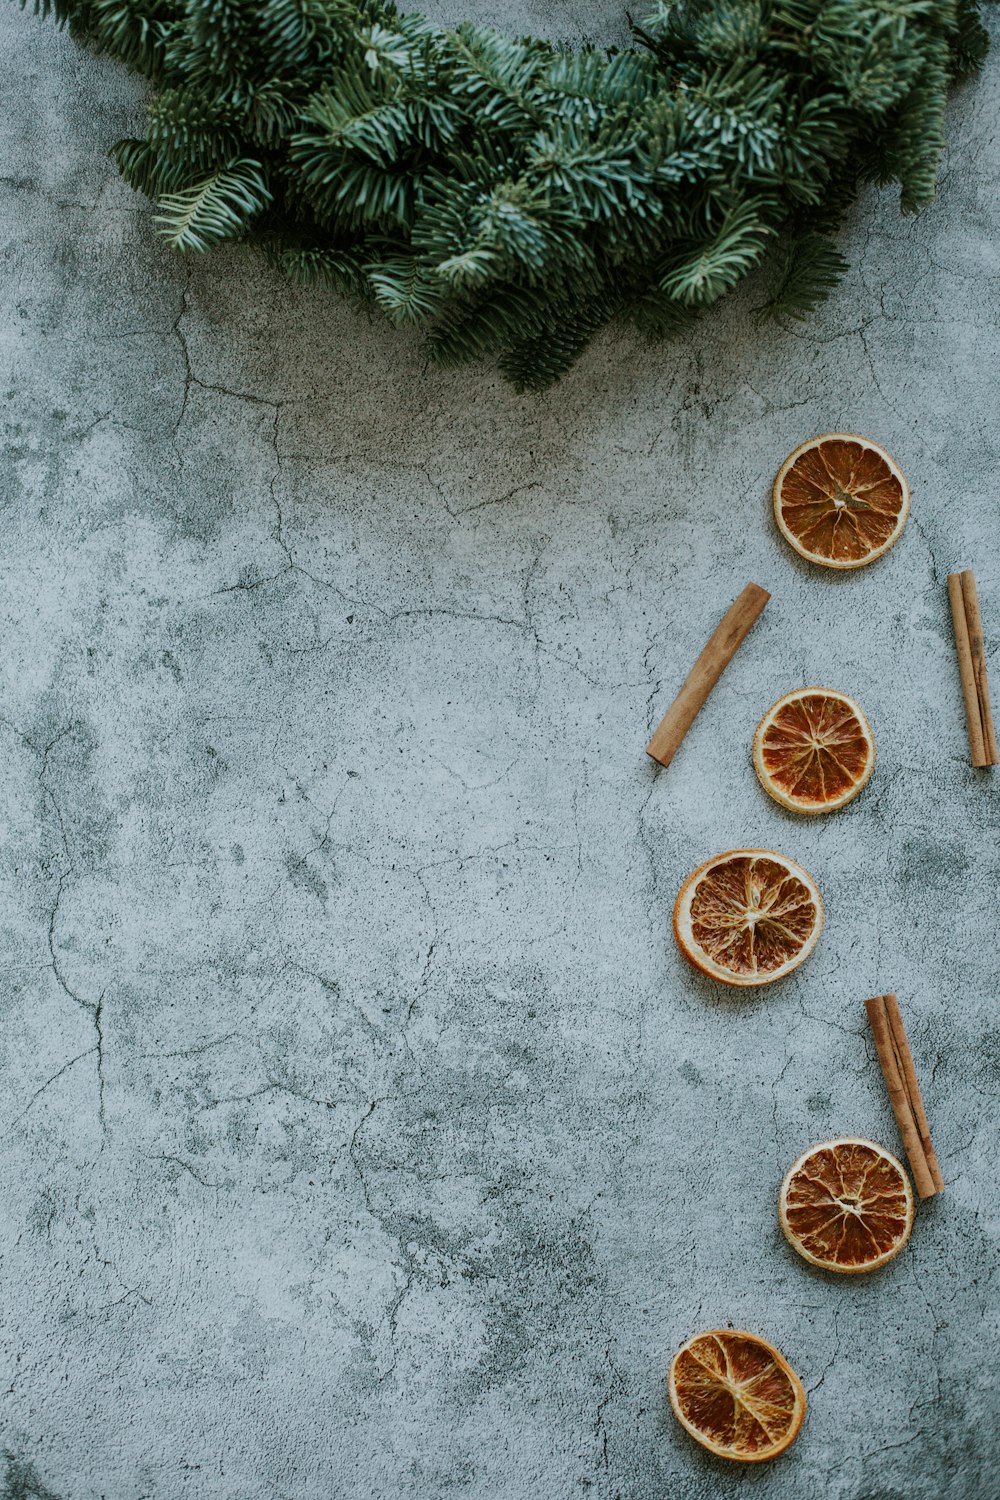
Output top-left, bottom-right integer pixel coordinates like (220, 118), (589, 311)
(8, 1044), (99, 1131)
(348, 1097), (384, 1219)
(593, 1339), (625, 1471)
(808, 1304), (842, 1395)
(46, 874), (108, 1139)
(908, 508), (947, 588)
(141, 1151), (224, 1190)
(139, 1032), (240, 1060)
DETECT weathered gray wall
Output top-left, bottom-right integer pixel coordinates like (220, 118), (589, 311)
(1, 6), (998, 1498)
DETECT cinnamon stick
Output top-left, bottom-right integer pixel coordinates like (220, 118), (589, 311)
(883, 995), (945, 1195)
(864, 994), (943, 1200)
(960, 570), (999, 764)
(646, 583), (770, 768)
(947, 570), (998, 767)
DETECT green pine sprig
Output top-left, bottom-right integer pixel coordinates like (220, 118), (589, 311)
(23, 0), (990, 388)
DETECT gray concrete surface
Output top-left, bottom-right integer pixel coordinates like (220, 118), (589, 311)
(1, 5), (998, 1498)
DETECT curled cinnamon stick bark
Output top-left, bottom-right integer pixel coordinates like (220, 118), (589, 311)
(646, 582), (770, 769)
(960, 570), (999, 765)
(865, 994), (943, 1200)
(883, 995), (945, 1195)
(947, 570), (998, 767)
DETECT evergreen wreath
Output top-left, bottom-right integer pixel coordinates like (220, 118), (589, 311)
(28, 0), (989, 389)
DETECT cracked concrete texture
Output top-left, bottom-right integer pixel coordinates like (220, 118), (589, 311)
(1, 5), (998, 1498)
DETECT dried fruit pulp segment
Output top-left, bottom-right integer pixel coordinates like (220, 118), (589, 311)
(780, 1139), (913, 1273)
(689, 854), (818, 977)
(670, 1330), (805, 1461)
(774, 434), (909, 568)
(755, 689), (874, 812)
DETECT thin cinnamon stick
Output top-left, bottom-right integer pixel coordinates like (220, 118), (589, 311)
(883, 995), (945, 1195)
(947, 571), (997, 767)
(646, 582), (770, 768)
(960, 570), (999, 765)
(864, 995), (941, 1200)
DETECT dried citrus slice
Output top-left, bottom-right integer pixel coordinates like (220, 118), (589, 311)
(773, 433), (909, 568)
(668, 1329), (806, 1463)
(753, 688), (875, 814)
(779, 1138), (914, 1274)
(673, 849), (822, 987)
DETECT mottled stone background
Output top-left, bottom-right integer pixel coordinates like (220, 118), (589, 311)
(1, 5), (998, 1498)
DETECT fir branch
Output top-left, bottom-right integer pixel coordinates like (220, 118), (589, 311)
(153, 158), (271, 250)
(756, 231), (850, 321)
(950, 0), (990, 75)
(658, 198), (774, 304)
(112, 134), (193, 194)
(147, 87), (240, 170)
(498, 291), (621, 390)
(270, 244), (372, 302)
(20, 0), (990, 389)
(367, 254), (445, 321)
(427, 283), (553, 365)
(878, 40), (952, 212)
(88, 0), (178, 77)
(626, 285), (701, 339)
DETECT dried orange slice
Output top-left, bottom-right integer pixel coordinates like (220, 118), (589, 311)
(668, 1329), (806, 1463)
(773, 433), (909, 568)
(673, 849), (822, 987)
(779, 1138), (914, 1274)
(753, 688), (875, 814)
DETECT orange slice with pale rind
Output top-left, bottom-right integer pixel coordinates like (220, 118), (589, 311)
(673, 849), (822, 987)
(668, 1329), (806, 1463)
(773, 433), (909, 569)
(779, 1137), (914, 1274)
(753, 688), (875, 814)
